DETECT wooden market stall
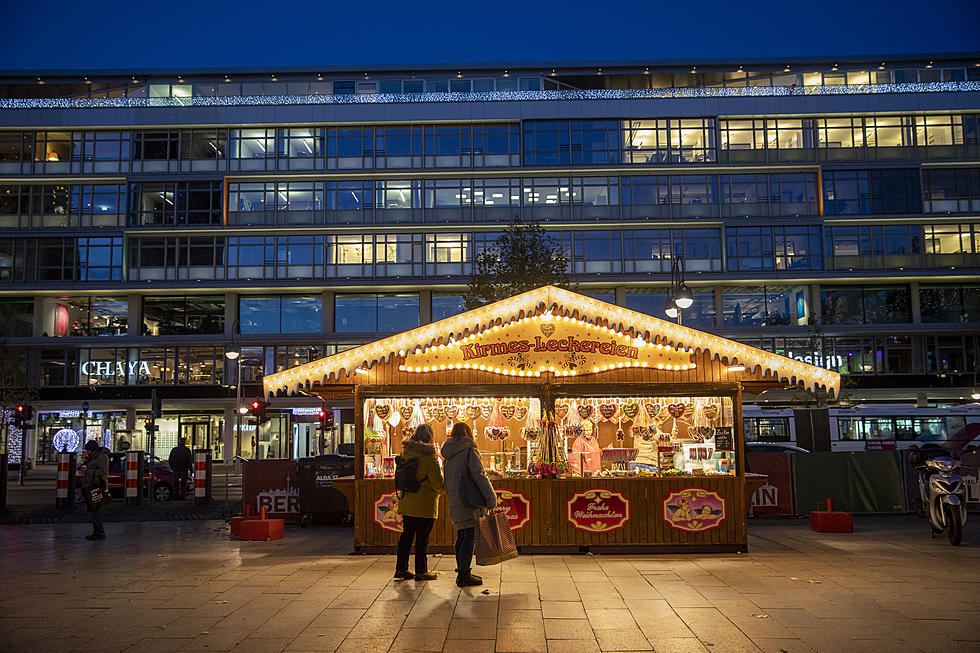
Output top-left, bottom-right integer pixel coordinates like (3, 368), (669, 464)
(263, 286), (839, 553)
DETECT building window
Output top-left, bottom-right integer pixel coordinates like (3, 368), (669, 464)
(914, 115), (964, 147)
(722, 286), (808, 327)
(623, 119), (715, 164)
(129, 180), (222, 226)
(40, 296), (126, 337)
(142, 296), (225, 335)
(524, 120), (622, 166)
(726, 226), (822, 272)
(40, 349), (77, 387)
(625, 289), (715, 328)
(240, 295), (322, 334)
(432, 294), (467, 322)
(820, 285), (911, 325)
(822, 169), (921, 215)
(919, 284), (980, 323)
(624, 228), (722, 273)
(0, 298), (34, 337)
(922, 167), (980, 213)
(743, 417), (791, 442)
(335, 293), (420, 333)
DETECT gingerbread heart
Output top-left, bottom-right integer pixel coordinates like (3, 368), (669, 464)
(514, 405), (528, 421)
(667, 403), (687, 418)
(693, 426), (714, 441)
(703, 405), (719, 421)
(398, 405), (414, 423)
(644, 403), (659, 418)
(540, 323), (555, 337)
(431, 406), (446, 422)
(554, 404), (569, 420)
(444, 405), (460, 421)
(684, 404), (695, 418)
(598, 403), (618, 421)
(374, 404), (391, 420)
(479, 404), (494, 420)
(621, 402), (639, 420)
(499, 405), (516, 420)
(577, 404), (594, 421)
(465, 405), (480, 420)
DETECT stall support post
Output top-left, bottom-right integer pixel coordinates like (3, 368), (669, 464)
(125, 451), (144, 506)
(732, 382), (747, 548)
(55, 451), (76, 509)
(0, 452), (7, 509)
(194, 449), (212, 504)
(353, 385), (363, 480)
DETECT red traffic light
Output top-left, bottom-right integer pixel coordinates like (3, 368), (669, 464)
(251, 400), (262, 411)
(317, 409), (326, 420)
(14, 405), (24, 413)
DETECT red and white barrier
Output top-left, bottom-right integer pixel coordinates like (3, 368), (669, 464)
(194, 451), (207, 500)
(56, 453), (70, 501)
(125, 452), (139, 501)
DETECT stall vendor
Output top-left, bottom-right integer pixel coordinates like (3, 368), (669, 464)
(570, 420), (601, 475)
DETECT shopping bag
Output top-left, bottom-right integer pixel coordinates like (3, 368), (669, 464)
(475, 511), (518, 566)
(84, 485), (112, 511)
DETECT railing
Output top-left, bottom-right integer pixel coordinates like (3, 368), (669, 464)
(3, 82), (978, 109)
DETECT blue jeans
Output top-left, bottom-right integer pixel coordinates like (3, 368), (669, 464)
(455, 527), (475, 576)
(89, 506), (105, 536)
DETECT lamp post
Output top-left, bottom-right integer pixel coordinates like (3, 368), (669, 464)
(665, 256), (694, 325)
(224, 340), (242, 460)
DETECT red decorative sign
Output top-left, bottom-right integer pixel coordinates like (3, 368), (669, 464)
(663, 487), (727, 532)
(566, 488), (630, 532)
(493, 489), (531, 530)
(373, 491), (403, 533)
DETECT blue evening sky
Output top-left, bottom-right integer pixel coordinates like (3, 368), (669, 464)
(2, 0), (978, 72)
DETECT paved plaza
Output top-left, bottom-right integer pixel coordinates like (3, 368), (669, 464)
(0, 517), (978, 653)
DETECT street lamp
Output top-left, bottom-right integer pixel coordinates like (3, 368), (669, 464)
(665, 257), (692, 324)
(225, 329), (242, 459)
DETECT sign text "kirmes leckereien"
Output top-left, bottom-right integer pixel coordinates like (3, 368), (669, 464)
(460, 336), (639, 361)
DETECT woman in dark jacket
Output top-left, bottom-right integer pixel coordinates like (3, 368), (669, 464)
(394, 424), (445, 581)
(82, 439), (110, 540)
(441, 422), (496, 587)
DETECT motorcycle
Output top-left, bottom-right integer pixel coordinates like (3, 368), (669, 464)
(909, 445), (967, 546)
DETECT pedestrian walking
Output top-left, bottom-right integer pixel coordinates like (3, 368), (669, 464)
(82, 439), (109, 540)
(394, 424), (445, 581)
(442, 422), (496, 587)
(168, 437), (193, 500)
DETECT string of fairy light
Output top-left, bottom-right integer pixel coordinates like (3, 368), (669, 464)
(262, 286), (840, 397)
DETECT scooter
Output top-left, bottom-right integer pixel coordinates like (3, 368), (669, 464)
(909, 445), (967, 546)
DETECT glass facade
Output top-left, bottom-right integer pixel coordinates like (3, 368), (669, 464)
(1, 56), (978, 462)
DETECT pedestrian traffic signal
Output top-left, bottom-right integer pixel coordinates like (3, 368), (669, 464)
(13, 405), (33, 430)
(151, 389), (162, 418)
(250, 399), (268, 424)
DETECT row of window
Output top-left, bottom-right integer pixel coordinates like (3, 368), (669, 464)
(8, 168), (971, 229)
(2, 115), (976, 174)
(26, 331), (980, 389)
(2, 221), (978, 283)
(4, 283), (977, 341)
(7, 64), (977, 101)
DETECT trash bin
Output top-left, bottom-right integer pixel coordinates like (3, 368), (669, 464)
(296, 454), (354, 526)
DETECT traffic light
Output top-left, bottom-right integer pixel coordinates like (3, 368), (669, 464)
(250, 399), (267, 424)
(13, 405), (33, 430)
(318, 406), (334, 431)
(151, 389), (162, 419)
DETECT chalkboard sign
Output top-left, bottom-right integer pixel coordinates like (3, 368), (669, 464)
(714, 427), (734, 452)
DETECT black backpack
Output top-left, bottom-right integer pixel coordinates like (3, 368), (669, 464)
(394, 456), (421, 498)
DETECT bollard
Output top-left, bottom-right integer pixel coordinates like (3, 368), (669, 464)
(55, 452), (77, 509)
(125, 451), (144, 506)
(194, 449), (212, 505)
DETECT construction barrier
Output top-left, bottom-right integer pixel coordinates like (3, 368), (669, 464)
(193, 449), (212, 504)
(125, 451), (144, 506)
(746, 452), (795, 516)
(0, 453), (7, 509)
(792, 451), (906, 515)
(55, 452), (77, 509)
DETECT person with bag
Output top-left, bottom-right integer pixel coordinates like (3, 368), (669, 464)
(442, 422), (496, 587)
(394, 424), (445, 581)
(81, 439), (110, 540)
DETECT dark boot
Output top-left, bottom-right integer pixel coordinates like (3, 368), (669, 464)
(456, 571), (482, 587)
(393, 570), (414, 580)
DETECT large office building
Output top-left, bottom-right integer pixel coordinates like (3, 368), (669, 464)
(1, 54), (979, 464)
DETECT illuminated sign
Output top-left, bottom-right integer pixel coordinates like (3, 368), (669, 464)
(786, 351), (843, 370)
(80, 360), (151, 377)
(402, 315), (693, 377)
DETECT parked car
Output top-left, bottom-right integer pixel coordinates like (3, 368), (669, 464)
(745, 442), (810, 454)
(75, 453), (192, 503)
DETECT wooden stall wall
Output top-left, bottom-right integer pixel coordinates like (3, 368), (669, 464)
(354, 477), (746, 554)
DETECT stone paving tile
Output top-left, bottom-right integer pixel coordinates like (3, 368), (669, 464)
(2, 517), (979, 653)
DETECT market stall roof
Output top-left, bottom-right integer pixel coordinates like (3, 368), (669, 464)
(262, 285), (840, 398)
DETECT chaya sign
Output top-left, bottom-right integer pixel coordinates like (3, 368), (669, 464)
(567, 488), (631, 532)
(402, 314), (693, 377)
(373, 491), (403, 533)
(493, 489), (531, 530)
(663, 487), (727, 532)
